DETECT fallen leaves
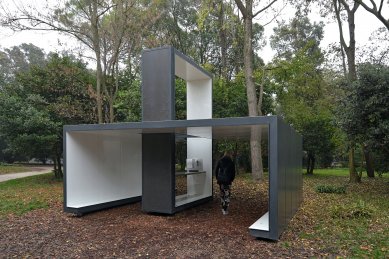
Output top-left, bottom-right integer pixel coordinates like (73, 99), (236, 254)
(1, 173), (388, 258)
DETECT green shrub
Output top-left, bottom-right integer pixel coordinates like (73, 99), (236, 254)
(315, 184), (346, 194)
(331, 200), (375, 219)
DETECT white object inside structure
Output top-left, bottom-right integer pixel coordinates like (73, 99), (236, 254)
(65, 130), (142, 209)
(249, 211), (269, 231)
(186, 158), (203, 172)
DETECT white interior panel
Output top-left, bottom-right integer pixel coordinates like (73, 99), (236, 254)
(66, 130), (142, 208)
(249, 212), (269, 231)
(187, 79), (212, 120)
(175, 55), (210, 81)
(186, 127), (212, 199)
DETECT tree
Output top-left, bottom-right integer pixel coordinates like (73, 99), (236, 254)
(0, 93), (58, 166)
(337, 63), (389, 177)
(1, 0), (162, 123)
(234, 0), (280, 181)
(332, 0), (362, 182)
(0, 54), (96, 177)
(0, 44), (46, 87)
(0, 43), (48, 163)
(272, 38), (334, 174)
(270, 16), (324, 60)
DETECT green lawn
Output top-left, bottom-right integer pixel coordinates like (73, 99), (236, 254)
(286, 170), (389, 258)
(313, 167), (350, 177)
(313, 167), (389, 178)
(0, 174), (62, 216)
(0, 164), (30, 175)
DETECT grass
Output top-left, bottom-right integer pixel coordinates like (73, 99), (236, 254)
(286, 169), (389, 258)
(0, 173), (62, 217)
(313, 167), (389, 178)
(0, 164), (30, 175)
(313, 167), (350, 177)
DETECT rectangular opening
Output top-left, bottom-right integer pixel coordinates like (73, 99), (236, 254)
(174, 131), (211, 207)
(211, 124), (270, 233)
(175, 77), (187, 120)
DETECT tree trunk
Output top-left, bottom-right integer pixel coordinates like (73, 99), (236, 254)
(363, 145), (374, 177)
(53, 154), (58, 174)
(218, 0), (228, 80)
(309, 155), (315, 174)
(108, 98), (114, 123)
(306, 153), (315, 175)
(242, 2), (263, 181)
(90, 1), (103, 124)
(349, 144), (360, 182)
(96, 58), (103, 124)
(334, 0), (360, 183)
(306, 156), (310, 174)
(56, 153), (63, 179)
(250, 128), (263, 180)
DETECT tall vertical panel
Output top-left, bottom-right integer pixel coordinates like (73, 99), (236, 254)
(277, 118), (286, 235)
(275, 117), (303, 239)
(142, 133), (175, 214)
(267, 118), (279, 240)
(142, 47), (175, 121)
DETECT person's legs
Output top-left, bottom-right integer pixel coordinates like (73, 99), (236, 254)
(219, 184), (231, 214)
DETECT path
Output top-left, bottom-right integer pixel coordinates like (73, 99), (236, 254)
(0, 166), (53, 183)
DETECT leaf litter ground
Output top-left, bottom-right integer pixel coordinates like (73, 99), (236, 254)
(1, 172), (387, 258)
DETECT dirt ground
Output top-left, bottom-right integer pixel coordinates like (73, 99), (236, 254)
(0, 178), (321, 258)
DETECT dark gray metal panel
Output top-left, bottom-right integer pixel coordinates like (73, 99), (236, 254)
(297, 133), (303, 208)
(291, 130), (296, 214)
(275, 117), (303, 240)
(277, 117), (287, 234)
(249, 229), (272, 240)
(142, 46), (175, 121)
(63, 128), (67, 212)
(268, 116), (279, 240)
(285, 126), (294, 226)
(142, 133), (175, 214)
(64, 116), (276, 132)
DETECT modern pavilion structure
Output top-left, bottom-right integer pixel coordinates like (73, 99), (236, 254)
(63, 46), (303, 240)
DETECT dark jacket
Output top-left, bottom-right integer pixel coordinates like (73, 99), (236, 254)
(215, 155), (235, 185)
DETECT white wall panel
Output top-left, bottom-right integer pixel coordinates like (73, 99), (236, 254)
(187, 127), (212, 198)
(187, 79), (212, 120)
(66, 130), (142, 208)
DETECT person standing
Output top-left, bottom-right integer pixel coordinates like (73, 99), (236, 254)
(215, 150), (235, 215)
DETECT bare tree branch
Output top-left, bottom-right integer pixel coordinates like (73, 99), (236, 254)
(262, 2), (287, 27)
(354, 0), (389, 30)
(333, 0), (348, 51)
(234, 0), (247, 18)
(253, 0), (279, 18)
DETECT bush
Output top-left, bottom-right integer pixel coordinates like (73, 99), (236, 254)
(331, 200), (375, 219)
(315, 184), (346, 194)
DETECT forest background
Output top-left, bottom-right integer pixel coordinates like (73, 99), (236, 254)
(0, 0), (388, 181)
